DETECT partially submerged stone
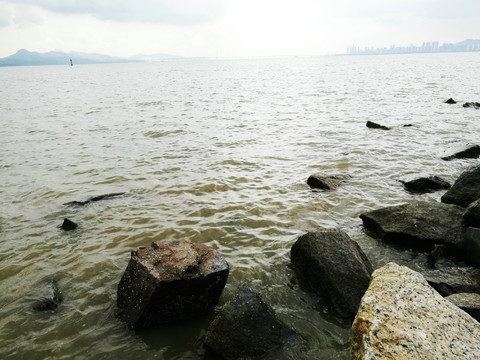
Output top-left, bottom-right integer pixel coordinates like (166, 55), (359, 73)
(445, 98), (457, 104)
(441, 144), (480, 161)
(306, 174), (343, 190)
(441, 165), (480, 207)
(204, 283), (304, 360)
(446, 293), (480, 322)
(32, 279), (62, 312)
(360, 201), (465, 249)
(290, 229), (373, 318)
(366, 121), (389, 130)
(60, 218), (78, 231)
(117, 240), (229, 328)
(64, 192), (126, 206)
(351, 263), (480, 360)
(400, 175), (451, 193)
(463, 102), (480, 109)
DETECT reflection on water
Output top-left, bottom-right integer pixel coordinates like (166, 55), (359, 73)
(0, 53), (479, 359)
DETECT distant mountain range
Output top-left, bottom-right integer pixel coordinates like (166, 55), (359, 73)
(0, 49), (187, 67)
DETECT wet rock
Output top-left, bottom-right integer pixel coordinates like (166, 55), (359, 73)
(441, 144), (480, 161)
(60, 218), (78, 231)
(204, 283), (304, 360)
(360, 201), (465, 249)
(427, 244), (446, 269)
(400, 175), (451, 193)
(306, 174), (343, 190)
(441, 165), (480, 207)
(445, 98), (457, 104)
(64, 192), (126, 206)
(446, 293), (480, 322)
(464, 227), (480, 268)
(290, 229), (373, 318)
(117, 240), (229, 328)
(366, 121), (389, 130)
(420, 266), (480, 296)
(463, 102), (480, 109)
(32, 280), (62, 312)
(351, 263), (480, 360)
(464, 199), (480, 228)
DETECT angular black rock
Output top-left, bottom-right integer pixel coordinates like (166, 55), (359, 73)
(366, 121), (389, 130)
(400, 176), (451, 193)
(60, 218), (78, 231)
(441, 145), (480, 161)
(441, 165), (480, 208)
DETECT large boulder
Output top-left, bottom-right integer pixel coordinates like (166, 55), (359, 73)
(204, 283), (304, 360)
(441, 144), (480, 161)
(290, 229), (373, 318)
(360, 201), (465, 249)
(441, 165), (480, 207)
(400, 175), (451, 193)
(117, 240), (229, 328)
(446, 293), (480, 322)
(351, 263), (480, 360)
(420, 266), (480, 296)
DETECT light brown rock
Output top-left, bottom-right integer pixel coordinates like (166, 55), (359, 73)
(351, 263), (480, 360)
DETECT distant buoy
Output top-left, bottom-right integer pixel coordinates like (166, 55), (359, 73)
(70, 59), (73, 66)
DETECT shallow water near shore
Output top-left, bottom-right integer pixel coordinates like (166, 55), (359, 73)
(1, 53), (479, 359)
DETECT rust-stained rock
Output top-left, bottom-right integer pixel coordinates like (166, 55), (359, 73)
(351, 263), (480, 360)
(117, 240), (229, 328)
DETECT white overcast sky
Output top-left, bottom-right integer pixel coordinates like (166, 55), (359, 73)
(0, 0), (479, 58)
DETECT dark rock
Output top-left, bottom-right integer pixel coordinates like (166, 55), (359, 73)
(403, 124), (413, 127)
(60, 218), (78, 231)
(32, 280), (62, 311)
(464, 227), (480, 268)
(366, 121), (389, 130)
(290, 229), (373, 318)
(420, 266), (480, 296)
(463, 102), (480, 109)
(400, 176), (451, 193)
(441, 144), (480, 161)
(445, 98), (457, 104)
(441, 165), (480, 208)
(464, 200), (480, 228)
(446, 293), (480, 322)
(64, 192), (126, 206)
(307, 174), (343, 190)
(117, 240), (229, 328)
(427, 244), (446, 269)
(360, 201), (465, 249)
(204, 283), (304, 360)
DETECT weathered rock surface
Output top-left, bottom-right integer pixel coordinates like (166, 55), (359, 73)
(360, 201), (465, 249)
(464, 227), (480, 268)
(290, 229), (373, 318)
(351, 263), (480, 360)
(117, 240), (229, 328)
(446, 293), (480, 322)
(464, 200), (480, 228)
(421, 266), (480, 296)
(400, 175), (451, 193)
(463, 102), (480, 109)
(64, 192), (126, 206)
(307, 174), (343, 190)
(60, 218), (78, 231)
(441, 144), (480, 160)
(32, 280), (62, 312)
(366, 121), (389, 130)
(204, 283), (304, 360)
(445, 98), (457, 104)
(441, 165), (480, 207)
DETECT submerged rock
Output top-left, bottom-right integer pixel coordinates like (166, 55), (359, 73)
(400, 175), (451, 193)
(445, 98), (457, 104)
(60, 218), (78, 231)
(32, 280), (62, 312)
(204, 283), (304, 360)
(366, 121), (389, 130)
(360, 201), (465, 249)
(64, 192), (126, 206)
(463, 102), (480, 109)
(446, 293), (480, 322)
(117, 240), (229, 328)
(306, 174), (343, 190)
(351, 263), (480, 360)
(441, 165), (480, 208)
(290, 229), (373, 318)
(421, 266), (480, 296)
(441, 144), (480, 161)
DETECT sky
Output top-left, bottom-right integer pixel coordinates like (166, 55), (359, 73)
(0, 0), (479, 58)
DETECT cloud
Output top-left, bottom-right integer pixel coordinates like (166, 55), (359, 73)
(7, 0), (227, 25)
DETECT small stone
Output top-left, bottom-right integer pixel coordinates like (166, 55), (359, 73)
(60, 218), (78, 231)
(366, 121), (389, 130)
(400, 176), (451, 193)
(463, 102), (480, 109)
(445, 98), (457, 104)
(32, 280), (62, 312)
(307, 174), (343, 190)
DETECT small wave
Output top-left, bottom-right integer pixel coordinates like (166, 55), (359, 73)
(144, 130), (186, 138)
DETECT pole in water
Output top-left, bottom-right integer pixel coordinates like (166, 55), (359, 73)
(70, 59), (73, 66)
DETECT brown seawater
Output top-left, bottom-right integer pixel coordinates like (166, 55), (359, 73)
(1, 53), (479, 359)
